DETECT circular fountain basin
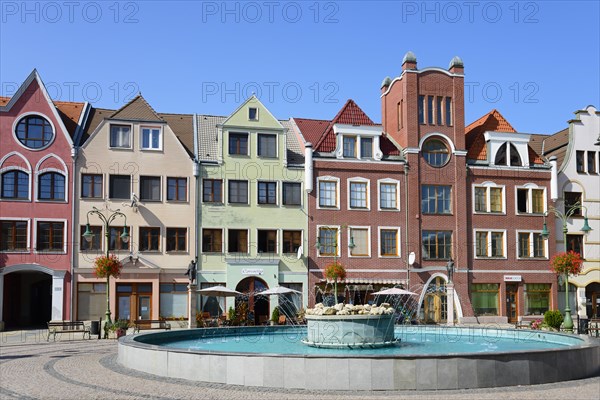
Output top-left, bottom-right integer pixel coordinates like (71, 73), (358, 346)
(119, 326), (599, 391)
(303, 314), (396, 348)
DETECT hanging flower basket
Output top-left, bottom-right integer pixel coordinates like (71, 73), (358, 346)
(93, 254), (123, 279)
(550, 251), (583, 276)
(325, 262), (346, 283)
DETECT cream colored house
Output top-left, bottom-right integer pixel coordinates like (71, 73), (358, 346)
(73, 95), (196, 322)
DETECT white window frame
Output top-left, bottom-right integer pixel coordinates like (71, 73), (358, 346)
(473, 229), (507, 259)
(317, 176), (340, 210)
(378, 226), (401, 258)
(378, 178), (400, 211)
(257, 180), (278, 205)
(227, 228), (249, 254)
(140, 126), (163, 151)
(347, 177), (370, 211)
(202, 227), (223, 253)
(0, 166), (32, 202)
(139, 175), (162, 202)
(12, 112), (56, 151)
(256, 228), (279, 254)
(281, 181), (302, 207)
(472, 182), (506, 214)
(248, 107), (259, 121)
(36, 168), (68, 203)
(109, 124), (133, 149)
(33, 218), (67, 254)
(227, 179), (249, 205)
(342, 135), (357, 158)
(515, 183), (547, 215)
(257, 133), (278, 158)
(166, 176), (188, 202)
(0, 217), (30, 253)
(316, 225), (340, 258)
(347, 225), (371, 258)
(516, 230), (548, 259)
(281, 229), (303, 254)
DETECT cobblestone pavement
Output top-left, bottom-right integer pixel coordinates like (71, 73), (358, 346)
(1, 330), (599, 400)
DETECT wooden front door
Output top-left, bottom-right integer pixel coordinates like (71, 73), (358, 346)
(116, 283), (153, 321)
(506, 284), (518, 323)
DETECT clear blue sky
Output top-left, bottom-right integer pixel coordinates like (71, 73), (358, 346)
(1, 1), (598, 134)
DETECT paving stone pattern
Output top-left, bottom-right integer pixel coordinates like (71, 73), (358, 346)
(1, 330), (599, 400)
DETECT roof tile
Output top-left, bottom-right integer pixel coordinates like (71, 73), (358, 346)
(109, 95), (164, 122)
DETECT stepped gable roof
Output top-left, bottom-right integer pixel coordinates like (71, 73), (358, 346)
(466, 109), (544, 165)
(159, 113), (194, 156)
(1, 95), (85, 139)
(197, 115), (226, 162)
(109, 94), (164, 122)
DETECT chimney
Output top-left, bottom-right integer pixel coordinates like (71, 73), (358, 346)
(402, 51), (417, 71)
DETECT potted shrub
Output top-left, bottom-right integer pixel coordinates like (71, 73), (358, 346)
(324, 262), (346, 304)
(544, 310), (564, 331)
(270, 306), (280, 326)
(113, 319), (130, 338)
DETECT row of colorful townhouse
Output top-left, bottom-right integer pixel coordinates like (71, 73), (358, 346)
(1, 54), (599, 330)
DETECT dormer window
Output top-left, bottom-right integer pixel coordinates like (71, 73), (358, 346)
(360, 138), (373, 158)
(495, 142), (522, 166)
(334, 125), (383, 160)
(248, 107), (258, 121)
(343, 136), (357, 158)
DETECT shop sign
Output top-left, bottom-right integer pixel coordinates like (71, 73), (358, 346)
(241, 268), (264, 275)
(504, 275), (522, 282)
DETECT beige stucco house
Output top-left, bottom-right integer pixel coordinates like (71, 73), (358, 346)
(73, 95), (196, 323)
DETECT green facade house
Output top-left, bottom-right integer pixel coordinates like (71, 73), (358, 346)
(196, 96), (307, 324)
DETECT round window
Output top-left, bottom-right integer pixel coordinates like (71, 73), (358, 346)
(15, 115), (54, 149)
(422, 138), (450, 167)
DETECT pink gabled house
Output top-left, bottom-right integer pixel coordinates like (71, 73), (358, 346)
(0, 70), (88, 330)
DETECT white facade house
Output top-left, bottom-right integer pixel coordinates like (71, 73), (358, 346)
(541, 105), (600, 321)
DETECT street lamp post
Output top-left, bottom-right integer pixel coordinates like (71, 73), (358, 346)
(82, 205), (129, 326)
(541, 202), (592, 332)
(446, 259), (455, 326)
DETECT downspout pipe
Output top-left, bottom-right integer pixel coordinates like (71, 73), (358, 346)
(549, 156), (558, 202)
(192, 114), (200, 270)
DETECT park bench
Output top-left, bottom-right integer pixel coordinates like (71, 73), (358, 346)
(47, 321), (91, 341)
(133, 319), (171, 333)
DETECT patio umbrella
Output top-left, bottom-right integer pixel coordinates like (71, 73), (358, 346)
(259, 286), (302, 295)
(197, 286), (241, 316)
(259, 286), (303, 321)
(197, 285), (241, 297)
(371, 287), (417, 296)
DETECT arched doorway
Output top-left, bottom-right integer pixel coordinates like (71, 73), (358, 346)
(585, 282), (600, 319)
(236, 277), (269, 325)
(422, 277), (447, 324)
(3, 271), (52, 329)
